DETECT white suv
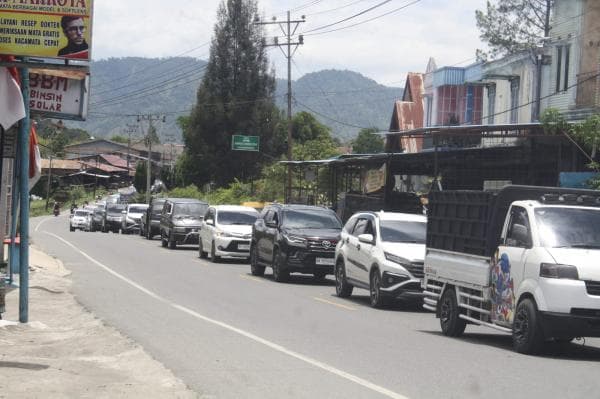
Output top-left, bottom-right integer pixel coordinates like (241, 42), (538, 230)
(199, 205), (259, 262)
(334, 211), (427, 308)
(70, 209), (92, 232)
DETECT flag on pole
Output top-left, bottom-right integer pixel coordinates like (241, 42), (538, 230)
(0, 55), (26, 130)
(28, 124), (41, 191)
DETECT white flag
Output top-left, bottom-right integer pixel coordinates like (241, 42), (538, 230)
(0, 66), (26, 130)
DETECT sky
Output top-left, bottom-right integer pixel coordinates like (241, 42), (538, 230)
(92, 0), (487, 87)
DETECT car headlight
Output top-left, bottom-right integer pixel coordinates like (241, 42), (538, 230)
(126, 217), (135, 223)
(283, 234), (307, 247)
(215, 230), (234, 238)
(384, 252), (411, 267)
(173, 226), (186, 233)
(540, 263), (579, 280)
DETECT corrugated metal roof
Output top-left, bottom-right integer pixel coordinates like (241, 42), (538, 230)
(41, 159), (82, 170)
(100, 154), (129, 169)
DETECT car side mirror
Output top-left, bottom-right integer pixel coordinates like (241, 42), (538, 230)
(358, 233), (375, 244)
(266, 220), (277, 228)
(511, 224), (530, 247)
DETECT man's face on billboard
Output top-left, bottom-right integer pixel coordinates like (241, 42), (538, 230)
(64, 18), (85, 45)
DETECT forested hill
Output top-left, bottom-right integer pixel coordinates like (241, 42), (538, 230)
(74, 57), (403, 143)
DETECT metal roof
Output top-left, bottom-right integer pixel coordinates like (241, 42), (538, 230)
(381, 122), (544, 137)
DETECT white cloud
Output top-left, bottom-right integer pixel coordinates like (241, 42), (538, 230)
(91, 0), (486, 84)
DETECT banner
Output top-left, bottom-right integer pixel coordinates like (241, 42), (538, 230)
(0, 0), (93, 60)
(364, 164), (386, 194)
(29, 68), (88, 120)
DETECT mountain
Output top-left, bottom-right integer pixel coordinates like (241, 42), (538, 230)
(71, 57), (403, 143)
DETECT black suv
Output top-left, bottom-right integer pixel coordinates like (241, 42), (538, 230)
(250, 204), (342, 282)
(140, 198), (166, 240)
(102, 203), (125, 233)
(160, 198), (208, 249)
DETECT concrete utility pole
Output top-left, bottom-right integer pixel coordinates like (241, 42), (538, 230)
(123, 123), (138, 174)
(137, 114), (165, 204)
(255, 11), (305, 203)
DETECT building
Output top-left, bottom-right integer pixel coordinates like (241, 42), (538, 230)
(388, 72), (425, 153)
(542, 0), (600, 120)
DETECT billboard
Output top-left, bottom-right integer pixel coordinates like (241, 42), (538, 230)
(0, 0), (93, 61)
(29, 68), (89, 121)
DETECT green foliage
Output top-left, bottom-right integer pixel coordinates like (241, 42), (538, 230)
(134, 161), (147, 193)
(168, 184), (204, 200)
(352, 128), (384, 154)
(110, 134), (129, 144)
(571, 114), (600, 157)
(181, 0), (283, 188)
(475, 0), (552, 59)
(540, 108), (569, 135)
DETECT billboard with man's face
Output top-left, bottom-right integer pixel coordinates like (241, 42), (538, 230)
(0, 0), (93, 61)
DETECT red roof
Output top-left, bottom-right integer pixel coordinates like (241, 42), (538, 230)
(389, 73), (425, 153)
(81, 162), (128, 173)
(100, 154), (130, 169)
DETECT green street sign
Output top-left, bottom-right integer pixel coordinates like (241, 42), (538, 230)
(231, 135), (260, 152)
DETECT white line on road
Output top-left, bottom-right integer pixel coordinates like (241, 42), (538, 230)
(313, 296), (357, 311)
(34, 216), (53, 232)
(43, 231), (410, 399)
(238, 274), (264, 283)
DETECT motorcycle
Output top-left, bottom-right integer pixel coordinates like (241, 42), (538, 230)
(53, 204), (60, 217)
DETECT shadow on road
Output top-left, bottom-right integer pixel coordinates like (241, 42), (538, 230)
(338, 294), (428, 313)
(419, 330), (600, 360)
(261, 273), (336, 286)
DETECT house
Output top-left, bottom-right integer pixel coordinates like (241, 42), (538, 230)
(541, 0), (600, 120)
(388, 72), (425, 153)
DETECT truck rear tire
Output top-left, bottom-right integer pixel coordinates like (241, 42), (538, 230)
(439, 288), (466, 337)
(513, 298), (545, 354)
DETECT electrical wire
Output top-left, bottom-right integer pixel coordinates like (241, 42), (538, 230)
(304, 0), (373, 17)
(302, 0), (395, 34)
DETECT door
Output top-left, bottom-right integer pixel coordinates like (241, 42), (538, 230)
(492, 206), (532, 325)
(346, 217), (372, 282)
(353, 217), (376, 284)
(256, 208), (274, 263)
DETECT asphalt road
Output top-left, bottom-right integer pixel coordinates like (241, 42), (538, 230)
(31, 215), (600, 399)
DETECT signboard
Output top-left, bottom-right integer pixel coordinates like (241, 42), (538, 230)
(29, 68), (89, 120)
(0, 0), (93, 61)
(232, 135), (259, 152)
(363, 164), (386, 194)
(1, 126), (17, 158)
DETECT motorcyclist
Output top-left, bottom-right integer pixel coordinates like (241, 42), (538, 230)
(53, 202), (60, 216)
(70, 202), (77, 214)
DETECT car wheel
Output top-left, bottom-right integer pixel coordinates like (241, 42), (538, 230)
(168, 233), (177, 249)
(271, 249), (288, 282)
(198, 239), (207, 258)
(69, 225), (74, 232)
(250, 245), (265, 276)
(335, 260), (353, 298)
(439, 288), (467, 337)
(369, 270), (389, 308)
(161, 232), (167, 247)
(513, 298), (545, 354)
(209, 241), (220, 262)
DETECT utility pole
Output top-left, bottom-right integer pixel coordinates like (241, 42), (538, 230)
(137, 114), (165, 204)
(255, 11), (305, 203)
(44, 154), (52, 211)
(123, 123), (138, 175)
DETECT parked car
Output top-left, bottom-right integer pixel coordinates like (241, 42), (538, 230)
(102, 203), (125, 233)
(90, 206), (106, 232)
(249, 204), (342, 282)
(160, 198), (208, 249)
(70, 209), (92, 232)
(140, 198), (166, 240)
(334, 211), (427, 308)
(199, 205), (259, 262)
(121, 203), (149, 234)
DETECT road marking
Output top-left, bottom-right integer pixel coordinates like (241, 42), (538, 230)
(239, 274), (264, 283)
(42, 231), (409, 399)
(313, 297), (357, 311)
(34, 216), (52, 232)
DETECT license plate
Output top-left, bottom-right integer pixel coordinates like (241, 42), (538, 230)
(316, 257), (334, 265)
(238, 244), (250, 251)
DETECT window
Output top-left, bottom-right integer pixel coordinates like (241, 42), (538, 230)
(487, 84), (496, 124)
(555, 45), (571, 92)
(510, 79), (519, 124)
(343, 216), (358, 234)
(352, 217), (375, 238)
(425, 96), (433, 127)
(505, 206), (531, 247)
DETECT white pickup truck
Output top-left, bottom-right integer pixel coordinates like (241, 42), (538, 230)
(422, 186), (600, 354)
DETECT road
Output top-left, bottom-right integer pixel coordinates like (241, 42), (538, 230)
(31, 215), (600, 399)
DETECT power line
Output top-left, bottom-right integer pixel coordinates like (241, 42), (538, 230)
(304, 0), (373, 17)
(303, 0), (421, 37)
(293, 96), (372, 129)
(302, 0), (395, 34)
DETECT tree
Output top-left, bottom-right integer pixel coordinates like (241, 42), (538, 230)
(352, 128), (384, 154)
(182, 0), (283, 188)
(134, 161), (147, 193)
(475, 0), (553, 59)
(110, 134), (128, 144)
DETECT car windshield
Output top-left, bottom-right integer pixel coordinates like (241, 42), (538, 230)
(74, 210), (88, 217)
(174, 203), (208, 217)
(217, 211), (258, 225)
(107, 205), (125, 215)
(129, 206), (147, 214)
(535, 207), (600, 248)
(379, 220), (426, 243)
(283, 209), (341, 229)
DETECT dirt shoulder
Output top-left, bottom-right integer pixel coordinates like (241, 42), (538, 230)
(0, 245), (199, 398)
